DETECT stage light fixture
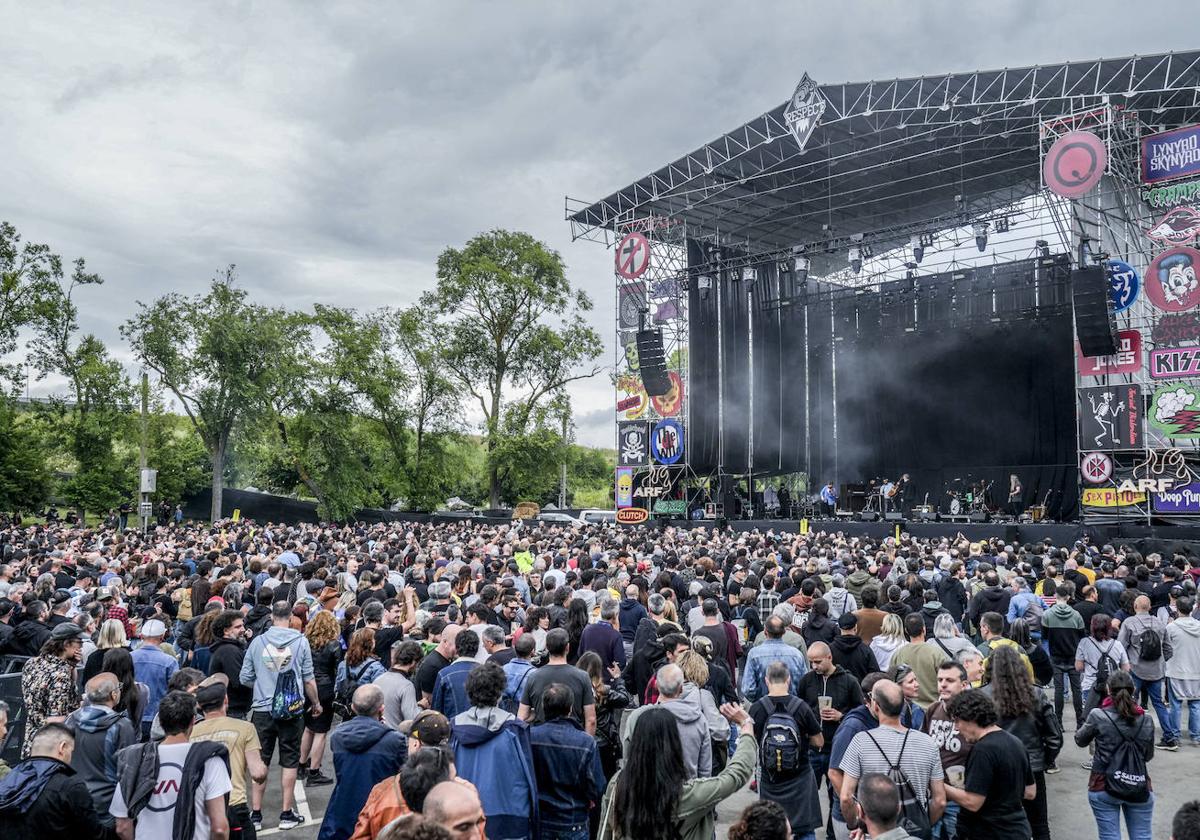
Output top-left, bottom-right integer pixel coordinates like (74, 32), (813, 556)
(794, 256), (810, 282)
(1035, 239), (1051, 259)
(910, 234), (924, 264)
(848, 246), (862, 275)
(973, 222), (989, 252)
(741, 267), (756, 293)
(994, 216), (1010, 234)
(697, 274), (713, 299)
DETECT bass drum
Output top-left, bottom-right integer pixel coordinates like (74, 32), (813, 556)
(948, 497), (962, 516)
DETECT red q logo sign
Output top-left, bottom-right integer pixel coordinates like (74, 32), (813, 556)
(1081, 452), (1114, 484)
(1043, 131), (1107, 199)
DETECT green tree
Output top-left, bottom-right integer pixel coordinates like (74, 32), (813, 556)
(424, 230), (602, 509)
(121, 269), (293, 521)
(0, 401), (52, 515)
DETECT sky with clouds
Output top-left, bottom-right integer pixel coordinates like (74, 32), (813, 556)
(1, 1), (1196, 445)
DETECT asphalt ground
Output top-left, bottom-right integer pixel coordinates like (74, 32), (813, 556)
(280, 700), (1198, 839)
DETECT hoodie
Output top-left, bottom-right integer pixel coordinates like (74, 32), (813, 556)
(0, 758), (102, 840)
(617, 598), (648, 643)
(968, 585), (1011, 629)
(245, 605), (273, 638)
(1166, 616), (1200, 694)
(65, 704), (137, 825)
(801, 613), (837, 648)
(317, 716), (406, 840)
(10, 619), (49, 657)
(1042, 602), (1086, 663)
(239, 626), (315, 712)
(797, 666), (862, 753)
(830, 633), (880, 682)
(207, 638), (253, 717)
(621, 685), (713, 779)
(452, 706), (538, 840)
(920, 602), (949, 637)
(844, 570), (875, 608)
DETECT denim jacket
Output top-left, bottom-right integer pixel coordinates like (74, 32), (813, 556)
(528, 718), (606, 828)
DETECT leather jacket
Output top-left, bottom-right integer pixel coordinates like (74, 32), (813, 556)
(987, 687), (1063, 772)
(595, 680), (632, 751)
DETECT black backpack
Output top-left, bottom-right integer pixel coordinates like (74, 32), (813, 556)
(1092, 640), (1117, 696)
(1102, 712), (1150, 803)
(335, 661), (370, 718)
(760, 696), (804, 778)
(1138, 626), (1163, 662)
(864, 730), (933, 840)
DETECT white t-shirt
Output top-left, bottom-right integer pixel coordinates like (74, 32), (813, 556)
(110, 742), (232, 840)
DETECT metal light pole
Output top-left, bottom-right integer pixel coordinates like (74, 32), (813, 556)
(138, 372), (156, 533)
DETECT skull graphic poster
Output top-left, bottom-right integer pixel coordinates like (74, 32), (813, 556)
(1079, 385), (1142, 450)
(617, 422), (649, 467)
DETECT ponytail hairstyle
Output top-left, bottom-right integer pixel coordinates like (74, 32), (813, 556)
(1107, 670), (1139, 720)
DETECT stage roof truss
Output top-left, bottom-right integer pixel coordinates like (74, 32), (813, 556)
(567, 51), (1200, 269)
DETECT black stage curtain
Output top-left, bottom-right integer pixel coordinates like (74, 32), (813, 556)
(687, 239), (720, 473)
(751, 261), (783, 473)
(720, 254), (751, 474)
(822, 314), (1078, 521)
(777, 271), (808, 474)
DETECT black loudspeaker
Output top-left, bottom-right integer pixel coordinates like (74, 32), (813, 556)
(1005, 525), (1020, 544)
(884, 512), (905, 522)
(969, 511), (990, 522)
(916, 510), (939, 522)
(636, 328), (672, 396)
(1072, 265), (1118, 357)
(858, 511), (879, 522)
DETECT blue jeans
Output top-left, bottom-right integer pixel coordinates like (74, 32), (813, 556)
(933, 801), (960, 839)
(794, 833), (815, 840)
(1087, 790), (1154, 840)
(539, 827), (587, 840)
(1169, 680), (1200, 742)
(1131, 675), (1172, 736)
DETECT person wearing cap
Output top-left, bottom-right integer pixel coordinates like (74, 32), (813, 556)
(830, 612), (882, 684)
(65, 671), (138, 829)
(318, 684), (406, 840)
(131, 618), (179, 741)
(191, 673), (268, 840)
(19, 621), (85, 756)
(46, 590), (73, 629)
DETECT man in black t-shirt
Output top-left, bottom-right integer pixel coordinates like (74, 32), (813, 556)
(414, 624), (459, 706)
(518, 628), (596, 734)
(945, 689), (1034, 840)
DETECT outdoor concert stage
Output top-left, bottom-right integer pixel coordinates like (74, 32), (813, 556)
(569, 52), (1200, 529)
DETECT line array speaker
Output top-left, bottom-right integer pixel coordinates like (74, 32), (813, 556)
(636, 328), (672, 396)
(1071, 265), (1118, 357)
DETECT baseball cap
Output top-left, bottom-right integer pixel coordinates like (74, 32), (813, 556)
(141, 618), (168, 638)
(50, 623), (88, 642)
(398, 710), (451, 746)
(837, 612), (859, 630)
(50, 589), (72, 606)
(196, 672), (229, 707)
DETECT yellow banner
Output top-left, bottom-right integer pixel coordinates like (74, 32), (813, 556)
(232, 509), (241, 522)
(800, 518), (809, 535)
(1081, 488), (1146, 508)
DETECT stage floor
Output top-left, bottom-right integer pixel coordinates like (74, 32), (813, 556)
(722, 518), (1200, 551)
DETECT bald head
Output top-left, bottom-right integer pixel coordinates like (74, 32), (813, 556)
(871, 679), (905, 720)
(1134, 595), (1151, 614)
(424, 780), (485, 838)
(85, 672), (120, 707)
(439, 624), (461, 657)
(351, 684), (385, 718)
(807, 641), (833, 675)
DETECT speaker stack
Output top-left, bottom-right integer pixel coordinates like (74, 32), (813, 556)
(1072, 265), (1118, 357)
(636, 328), (672, 396)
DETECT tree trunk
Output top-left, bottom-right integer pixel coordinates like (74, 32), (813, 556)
(487, 385), (502, 510)
(209, 435), (225, 522)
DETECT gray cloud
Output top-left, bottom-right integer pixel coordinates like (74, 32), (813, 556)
(1, 1), (1195, 445)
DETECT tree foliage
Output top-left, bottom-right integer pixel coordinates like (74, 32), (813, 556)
(424, 230), (602, 508)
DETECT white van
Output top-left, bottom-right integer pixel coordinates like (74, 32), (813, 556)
(579, 509), (617, 524)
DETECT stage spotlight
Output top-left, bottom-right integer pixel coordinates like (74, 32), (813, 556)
(795, 255), (810, 282)
(848, 246), (862, 275)
(741, 267), (756, 293)
(1035, 239), (1051, 259)
(973, 221), (989, 252)
(698, 274), (713, 299)
(910, 234), (923, 264)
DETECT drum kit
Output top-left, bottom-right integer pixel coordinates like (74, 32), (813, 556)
(945, 479), (993, 518)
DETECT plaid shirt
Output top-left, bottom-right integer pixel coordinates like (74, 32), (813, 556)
(757, 588), (780, 624)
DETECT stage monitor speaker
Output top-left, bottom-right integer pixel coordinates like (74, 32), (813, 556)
(635, 328), (672, 396)
(884, 512), (905, 522)
(915, 510), (938, 522)
(858, 511), (879, 522)
(968, 511), (990, 522)
(1072, 265), (1118, 357)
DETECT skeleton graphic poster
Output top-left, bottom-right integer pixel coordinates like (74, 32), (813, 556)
(617, 421), (649, 467)
(1079, 385), (1142, 450)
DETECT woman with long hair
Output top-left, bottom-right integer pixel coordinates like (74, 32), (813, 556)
(984, 645), (1063, 840)
(892, 662), (925, 730)
(515, 606), (550, 654)
(101, 646), (147, 726)
(190, 609), (220, 673)
(299, 610), (343, 785)
(565, 598), (589, 665)
(577, 650), (630, 774)
(599, 703), (757, 840)
(659, 590), (681, 626)
(1006, 617), (1054, 686)
(82, 618), (128, 685)
(1076, 671), (1156, 840)
(870, 613), (906, 672)
(1076, 613), (1131, 718)
(336, 627), (387, 701)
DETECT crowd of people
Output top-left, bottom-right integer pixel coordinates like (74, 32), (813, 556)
(1, 516), (1200, 840)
